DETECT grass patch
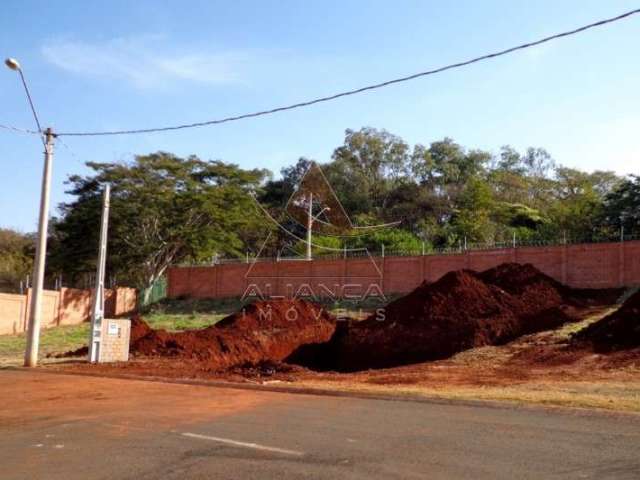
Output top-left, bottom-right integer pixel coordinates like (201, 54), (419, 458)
(290, 379), (640, 413)
(142, 296), (249, 316)
(141, 297), (246, 331)
(142, 294), (397, 323)
(0, 323), (89, 365)
(143, 313), (225, 331)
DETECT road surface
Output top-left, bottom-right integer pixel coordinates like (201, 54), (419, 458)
(1, 369), (639, 479)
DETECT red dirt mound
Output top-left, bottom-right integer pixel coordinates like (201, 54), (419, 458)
(574, 289), (640, 352)
(130, 314), (153, 343)
(131, 299), (336, 370)
(330, 264), (620, 372)
(479, 263), (622, 307)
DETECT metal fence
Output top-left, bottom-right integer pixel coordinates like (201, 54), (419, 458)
(138, 276), (168, 308)
(176, 231), (640, 267)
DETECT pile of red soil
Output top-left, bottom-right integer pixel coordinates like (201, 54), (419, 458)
(573, 289), (640, 352)
(479, 263), (621, 308)
(131, 299), (336, 370)
(130, 314), (153, 343)
(328, 263), (621, 371)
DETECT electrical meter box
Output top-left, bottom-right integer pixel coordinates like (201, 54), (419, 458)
(95, 318), (131, 363)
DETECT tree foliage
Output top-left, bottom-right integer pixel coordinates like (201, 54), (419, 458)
(34, 127), (636, 293)
(49, 153), (269, 292)
(0, 229), (34, 292)
(261, 127), (629, 249)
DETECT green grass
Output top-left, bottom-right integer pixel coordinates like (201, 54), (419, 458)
(143, 313), (226, 331)
(140, 296), (245, 331)
(0, 323), (89, 365)
(143, 294), (396, 322)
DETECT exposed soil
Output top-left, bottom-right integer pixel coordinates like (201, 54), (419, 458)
(573, 289), (640, 351)
(130, 313), (153, 343)
(130, 299), (335, 370)
(53, 305), (640, 413)
(48, 263), (640, 411)
(314, 264), (623, 372)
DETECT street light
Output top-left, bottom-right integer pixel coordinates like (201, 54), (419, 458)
(5, 57), (54, 367)
(5, 58), (21, 70)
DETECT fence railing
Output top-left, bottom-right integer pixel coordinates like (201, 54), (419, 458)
(175, 232), (640, 267)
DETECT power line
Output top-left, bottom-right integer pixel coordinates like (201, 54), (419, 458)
(0, 123), (39, 135)
(55, 8), (640, 138)
(56, 137), (87, 166)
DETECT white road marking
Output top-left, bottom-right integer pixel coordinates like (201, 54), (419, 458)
(181, 432), (305, 457)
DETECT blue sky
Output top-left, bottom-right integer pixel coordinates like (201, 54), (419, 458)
(2, 0), (639, 231)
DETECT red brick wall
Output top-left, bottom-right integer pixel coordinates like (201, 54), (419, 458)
(167, 241), (640, 300)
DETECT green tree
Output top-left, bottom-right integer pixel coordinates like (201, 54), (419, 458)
(547, 167), (604, 241)
(600, 175), (640, 236)
(329, 127), (410, 216)
(348, 228), (424, 254)
(450, 178), (497, 244)
(49, 153), (269, 298)
(0, 229), (34, 293)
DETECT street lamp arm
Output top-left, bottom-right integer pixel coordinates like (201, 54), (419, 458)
(5, 57), (44, 145)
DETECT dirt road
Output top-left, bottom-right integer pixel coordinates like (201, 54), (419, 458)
(1, 369), (639, 479)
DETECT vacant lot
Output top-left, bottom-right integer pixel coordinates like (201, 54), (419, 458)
(51, 303), (640, 412)
(0, 297), (372, 366)
(8, 264), (640, 413)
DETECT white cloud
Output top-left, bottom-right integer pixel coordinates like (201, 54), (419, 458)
(41, 35), (254, 89)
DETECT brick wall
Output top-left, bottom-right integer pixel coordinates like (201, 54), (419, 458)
(0, 293), (28, 335)
(167, 241), (640, 300)
(97, 318), (131, 363)
(0, 287), (137, 336)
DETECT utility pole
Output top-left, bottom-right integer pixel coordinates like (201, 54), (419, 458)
(306, 192), (313, 261)
(24, 128), (55, 367)
(304, 192), (331, 261)
(89, 185), (111, 363)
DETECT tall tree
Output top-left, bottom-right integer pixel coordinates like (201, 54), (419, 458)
(0, 229), (34, 293)
(600, 175), (640, 235)
(49, 153), (269, 297)
(329, 127), (410, 216)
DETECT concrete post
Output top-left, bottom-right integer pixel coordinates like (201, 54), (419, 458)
(89, 184), (111, 363)
(24, 128), (54, 367)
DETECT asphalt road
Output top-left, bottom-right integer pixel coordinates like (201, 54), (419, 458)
(1, 370), (639, 479)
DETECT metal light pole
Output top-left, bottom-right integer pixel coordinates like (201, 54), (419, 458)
(89, 185), (111, 363)
(5, 58), (53, 367)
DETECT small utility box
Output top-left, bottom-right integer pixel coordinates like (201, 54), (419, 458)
(95, 318), (131, 363)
